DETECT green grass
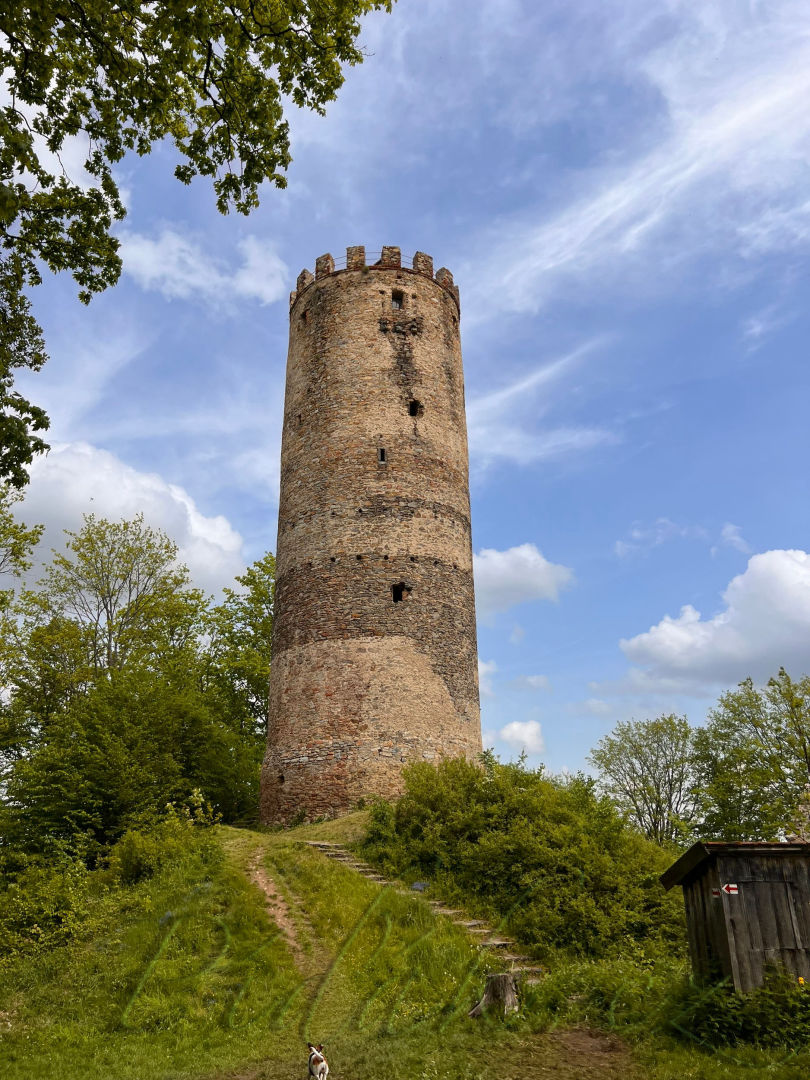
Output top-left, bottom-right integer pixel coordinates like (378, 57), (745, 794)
(2, 817), (809, 1079)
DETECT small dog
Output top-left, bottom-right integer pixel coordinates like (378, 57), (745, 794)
(308, 1043), (329, 1078)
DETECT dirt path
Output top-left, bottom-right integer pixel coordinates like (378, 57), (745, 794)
(247, 848), (307, 970)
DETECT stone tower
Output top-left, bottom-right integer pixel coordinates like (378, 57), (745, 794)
(260, 245), (481, 824)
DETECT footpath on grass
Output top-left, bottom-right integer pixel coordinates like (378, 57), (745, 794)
(218, 817), (642, 1080)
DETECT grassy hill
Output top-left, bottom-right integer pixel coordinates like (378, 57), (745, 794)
(1, 814), (808, 1079)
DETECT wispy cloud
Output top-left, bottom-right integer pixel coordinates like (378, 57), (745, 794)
(478, 658), (498, 698)
(461, 6), (810, 320)
(467, 340), (615, 468)
(614, 518), (708, 558)
(120, 229), (288, 307)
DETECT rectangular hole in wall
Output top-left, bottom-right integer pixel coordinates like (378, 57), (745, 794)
(391, 290), (404, 310)
(378, 448), (387, 464)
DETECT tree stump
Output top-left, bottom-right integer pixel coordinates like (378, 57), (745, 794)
(469, 973), (519, 1018)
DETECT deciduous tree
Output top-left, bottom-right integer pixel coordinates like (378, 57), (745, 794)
(693, 669), (810, 841)
(588, 714), (697, 845)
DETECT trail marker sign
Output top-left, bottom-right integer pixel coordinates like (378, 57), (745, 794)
(722, 883), (739, 895)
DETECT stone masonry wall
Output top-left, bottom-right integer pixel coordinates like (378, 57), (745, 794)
(260, 246), (481, 824)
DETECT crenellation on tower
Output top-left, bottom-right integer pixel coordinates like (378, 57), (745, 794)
(261, 245), (481, 824)
(347, 244), (366, 270)
(315, 252), (335, 278)
(379, 245), (401, 268)
(412, 250), (434, 277)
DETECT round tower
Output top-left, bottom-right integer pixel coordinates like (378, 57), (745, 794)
(260, 245), (481, 824)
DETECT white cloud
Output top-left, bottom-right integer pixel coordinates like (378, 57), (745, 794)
(20, 443), (245, 595)
(618, 550), (810, 693)
(478, 658), (497, 698)
(513, 675), (551, 692)
(614, 518), (707, 558)
(120, 229), (288, 307)
(499, 719), (545, 756)
(718, 523), (752, 555)
(474, 543), (574, 622)
(579, 698), (612, 716)
(14, 326), (148, 442)
(741, 303), (790, 349)
(509, 624), (526, 645)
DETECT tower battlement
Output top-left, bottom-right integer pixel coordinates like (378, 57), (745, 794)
(262, 245), (481, 825)
(289, 246), (460, 311)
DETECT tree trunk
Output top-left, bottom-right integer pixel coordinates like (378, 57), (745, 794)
(469, 973), (519, 1019)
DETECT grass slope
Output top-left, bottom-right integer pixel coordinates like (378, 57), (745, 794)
(1, 815), (808, 1079)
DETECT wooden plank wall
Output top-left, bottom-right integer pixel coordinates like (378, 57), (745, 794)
(713, 853), (810, 992)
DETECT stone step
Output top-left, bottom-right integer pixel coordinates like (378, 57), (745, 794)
(455, 920), (486, 928)
(479, 939), (516, 949)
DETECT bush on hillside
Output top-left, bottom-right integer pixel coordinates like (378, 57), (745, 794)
(666, 965), (810, 1048)
(361, 756), (686, 960)
(0, 796), (221, 960)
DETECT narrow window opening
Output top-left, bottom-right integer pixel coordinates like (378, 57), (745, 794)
(356, 554), (363, 561)
(378, 447), (387, 464)
(392, 582), (410, 603)
(408, 399), (424, 418)
(330, 556), (336, 563)
(391, 289), (404, 310)
(278, 774), (285, 784)
(301, 310), (308, 324)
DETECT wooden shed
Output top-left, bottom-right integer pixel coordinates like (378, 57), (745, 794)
(661, 842), (810, 992)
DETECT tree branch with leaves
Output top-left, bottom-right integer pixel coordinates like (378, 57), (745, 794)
(0, 0), (394, 486)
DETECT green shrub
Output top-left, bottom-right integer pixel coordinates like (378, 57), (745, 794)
(361, 757), (686, 960)
(105, 791), (221, 885)
(0, 854), (94, 957)
(0, 794), (221, 960)
(666, 965), (810, 1048)
(520, 953), (687, 1034)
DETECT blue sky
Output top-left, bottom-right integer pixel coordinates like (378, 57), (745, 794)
(16, 0), (810, 772)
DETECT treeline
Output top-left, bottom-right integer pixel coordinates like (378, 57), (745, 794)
(588, 671), (810, 845)
(0, 490), (274, 867)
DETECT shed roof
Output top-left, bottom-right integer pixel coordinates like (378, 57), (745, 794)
(660, 841), (810, 891)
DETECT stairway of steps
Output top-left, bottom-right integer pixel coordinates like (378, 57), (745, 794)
(304, 841), (543, 983)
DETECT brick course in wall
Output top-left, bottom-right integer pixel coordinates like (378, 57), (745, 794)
(260, 246), (481, 824)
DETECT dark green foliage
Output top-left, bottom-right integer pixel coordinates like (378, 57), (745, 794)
(0, 802), (220, 959)
(362, 757), (686, 960)
(667, 966), (810, 1048)
(3, 670), (250, 853)
(1, 514), (275, 857)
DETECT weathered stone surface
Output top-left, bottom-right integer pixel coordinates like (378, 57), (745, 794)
(346, 245), (366, 270)
(260, 252), (480, 824)
(315, 252), (335, 279)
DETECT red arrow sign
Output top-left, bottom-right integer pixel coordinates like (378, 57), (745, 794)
(722, 883), (739, 895)
(712, 888), (721, 898)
